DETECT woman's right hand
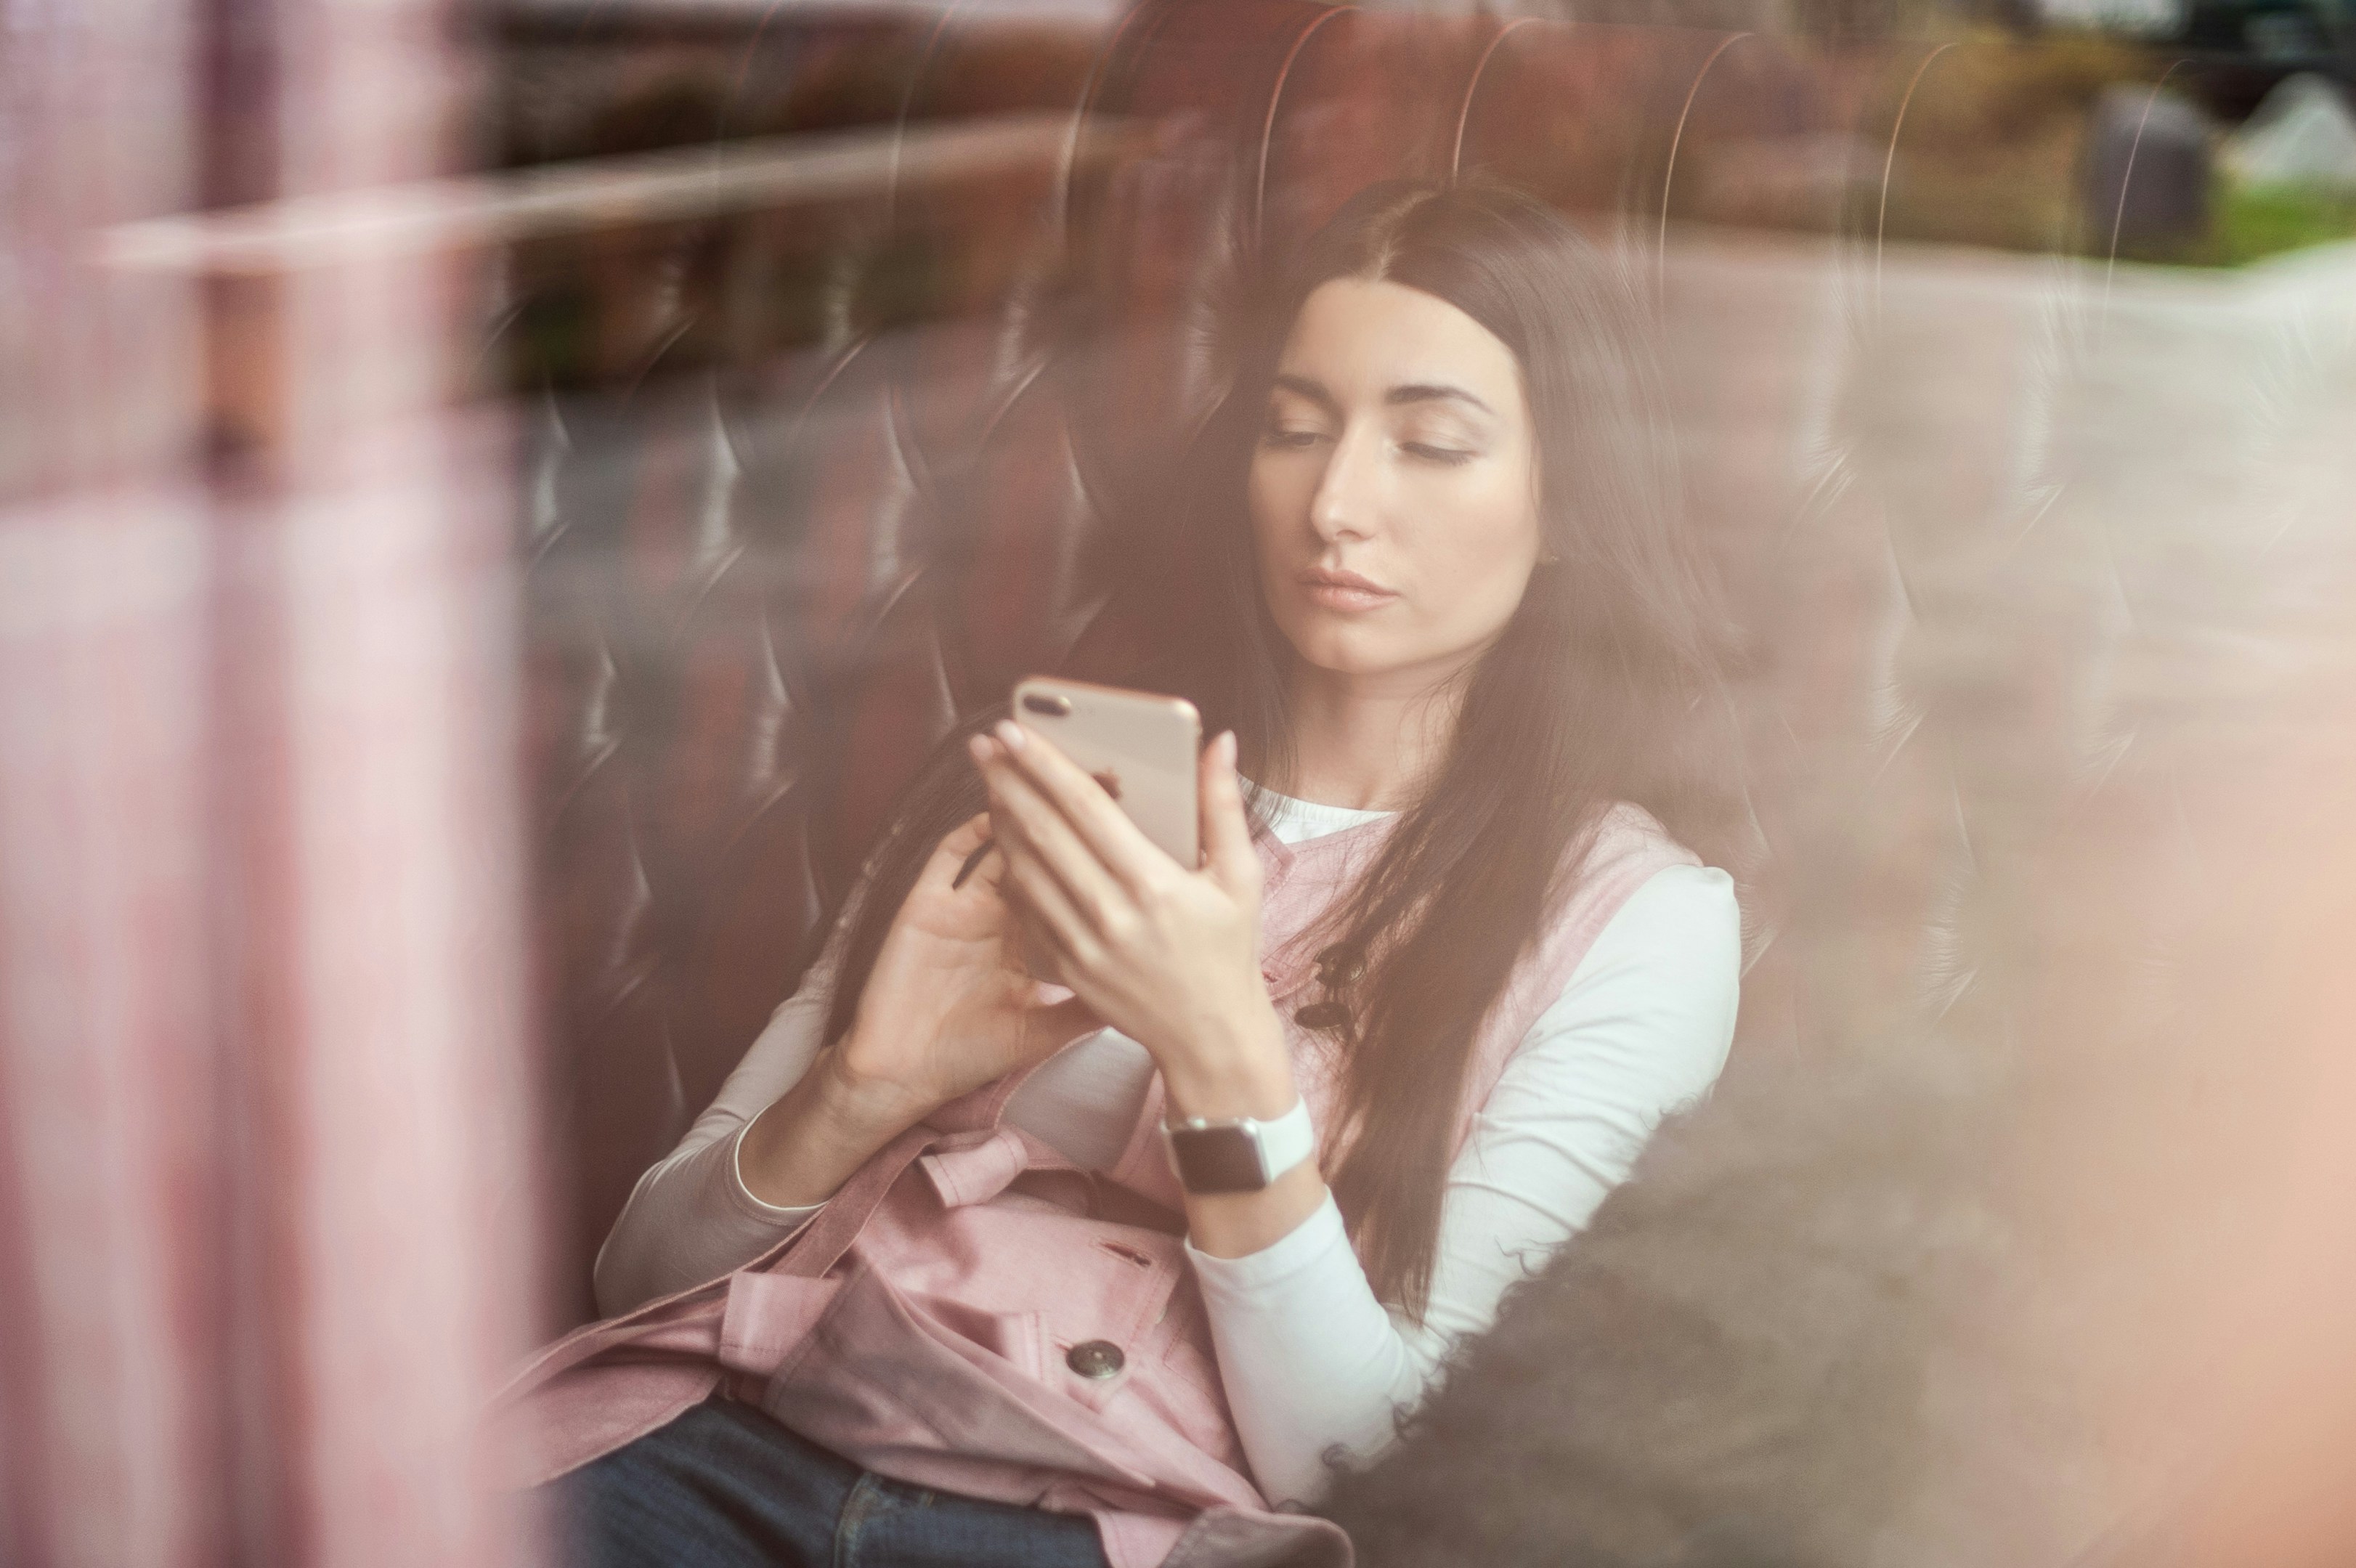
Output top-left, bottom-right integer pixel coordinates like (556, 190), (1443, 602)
(738, 812), (1099, 1209)
(834, 811), (1100, 1117)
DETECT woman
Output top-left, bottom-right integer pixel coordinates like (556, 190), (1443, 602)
(517, 178), (1743, 1568)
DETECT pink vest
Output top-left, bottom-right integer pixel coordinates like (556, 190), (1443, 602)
(493, 803), (1697, 1568)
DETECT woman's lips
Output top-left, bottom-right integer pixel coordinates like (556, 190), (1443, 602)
(1298, 567), (1399, 613)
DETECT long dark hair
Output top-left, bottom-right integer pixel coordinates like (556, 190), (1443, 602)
(824, 178), (1729, 1315)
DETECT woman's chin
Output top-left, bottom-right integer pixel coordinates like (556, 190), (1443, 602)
(1283, 626), (1429, 684)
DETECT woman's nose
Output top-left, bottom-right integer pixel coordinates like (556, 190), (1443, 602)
(1308, 425), (1380, 543)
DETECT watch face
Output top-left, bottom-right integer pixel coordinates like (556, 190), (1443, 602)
(1168, 1125), (1268, 1194)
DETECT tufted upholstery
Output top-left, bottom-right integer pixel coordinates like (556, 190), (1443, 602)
(496, 2), (2240, 1333)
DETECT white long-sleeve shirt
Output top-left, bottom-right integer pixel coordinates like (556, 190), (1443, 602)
(593, 790), (1741, 1506)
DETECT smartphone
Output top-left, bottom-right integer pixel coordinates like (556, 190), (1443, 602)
(1010, 677), (1202, 870)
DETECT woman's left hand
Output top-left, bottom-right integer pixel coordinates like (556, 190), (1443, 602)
(968, 722), (1295, 1121)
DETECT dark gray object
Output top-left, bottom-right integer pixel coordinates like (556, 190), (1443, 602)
(2083, 84), (2215, 249)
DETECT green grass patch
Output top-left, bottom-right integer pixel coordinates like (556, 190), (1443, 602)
(2206, 179), (2356, 264)
(2112, 176), (2356, 267)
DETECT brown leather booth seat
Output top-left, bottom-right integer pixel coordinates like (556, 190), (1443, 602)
(498, 0), (1981, 1328)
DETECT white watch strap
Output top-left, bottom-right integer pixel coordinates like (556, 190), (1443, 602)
(1250, 1095), (1316, 1182)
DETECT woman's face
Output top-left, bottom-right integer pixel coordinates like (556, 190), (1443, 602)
(1248, 276), (1544, 690)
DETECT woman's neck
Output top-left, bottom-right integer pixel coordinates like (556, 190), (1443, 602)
(1275, 655), (1470, 813)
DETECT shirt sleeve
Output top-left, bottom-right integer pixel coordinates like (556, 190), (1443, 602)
(1185, 861), (1741, 1508)
(589, 941), (840, 1318)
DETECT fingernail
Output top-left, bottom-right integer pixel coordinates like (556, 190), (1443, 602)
(994, 719), (1026, 751)
(967, 734), (993, 763)
(1219, 731), (1238, 768)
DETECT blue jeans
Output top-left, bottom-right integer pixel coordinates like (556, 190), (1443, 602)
(550, 1397), (1113, 1568)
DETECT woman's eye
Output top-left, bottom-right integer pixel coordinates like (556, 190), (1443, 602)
(1402, 442), (1475, 466)
(1261, 426), (1327, 450)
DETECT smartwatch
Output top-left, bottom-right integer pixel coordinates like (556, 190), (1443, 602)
(1162, 1097), (1316, 1195)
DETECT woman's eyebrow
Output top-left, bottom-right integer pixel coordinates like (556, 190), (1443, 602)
(1272, 374), (1495, 419)
(1270, 373), (1339, 411)
(1385, 382), (1495, 417)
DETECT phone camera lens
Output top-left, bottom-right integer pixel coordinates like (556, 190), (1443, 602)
(1020, 693), (1073, 717)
